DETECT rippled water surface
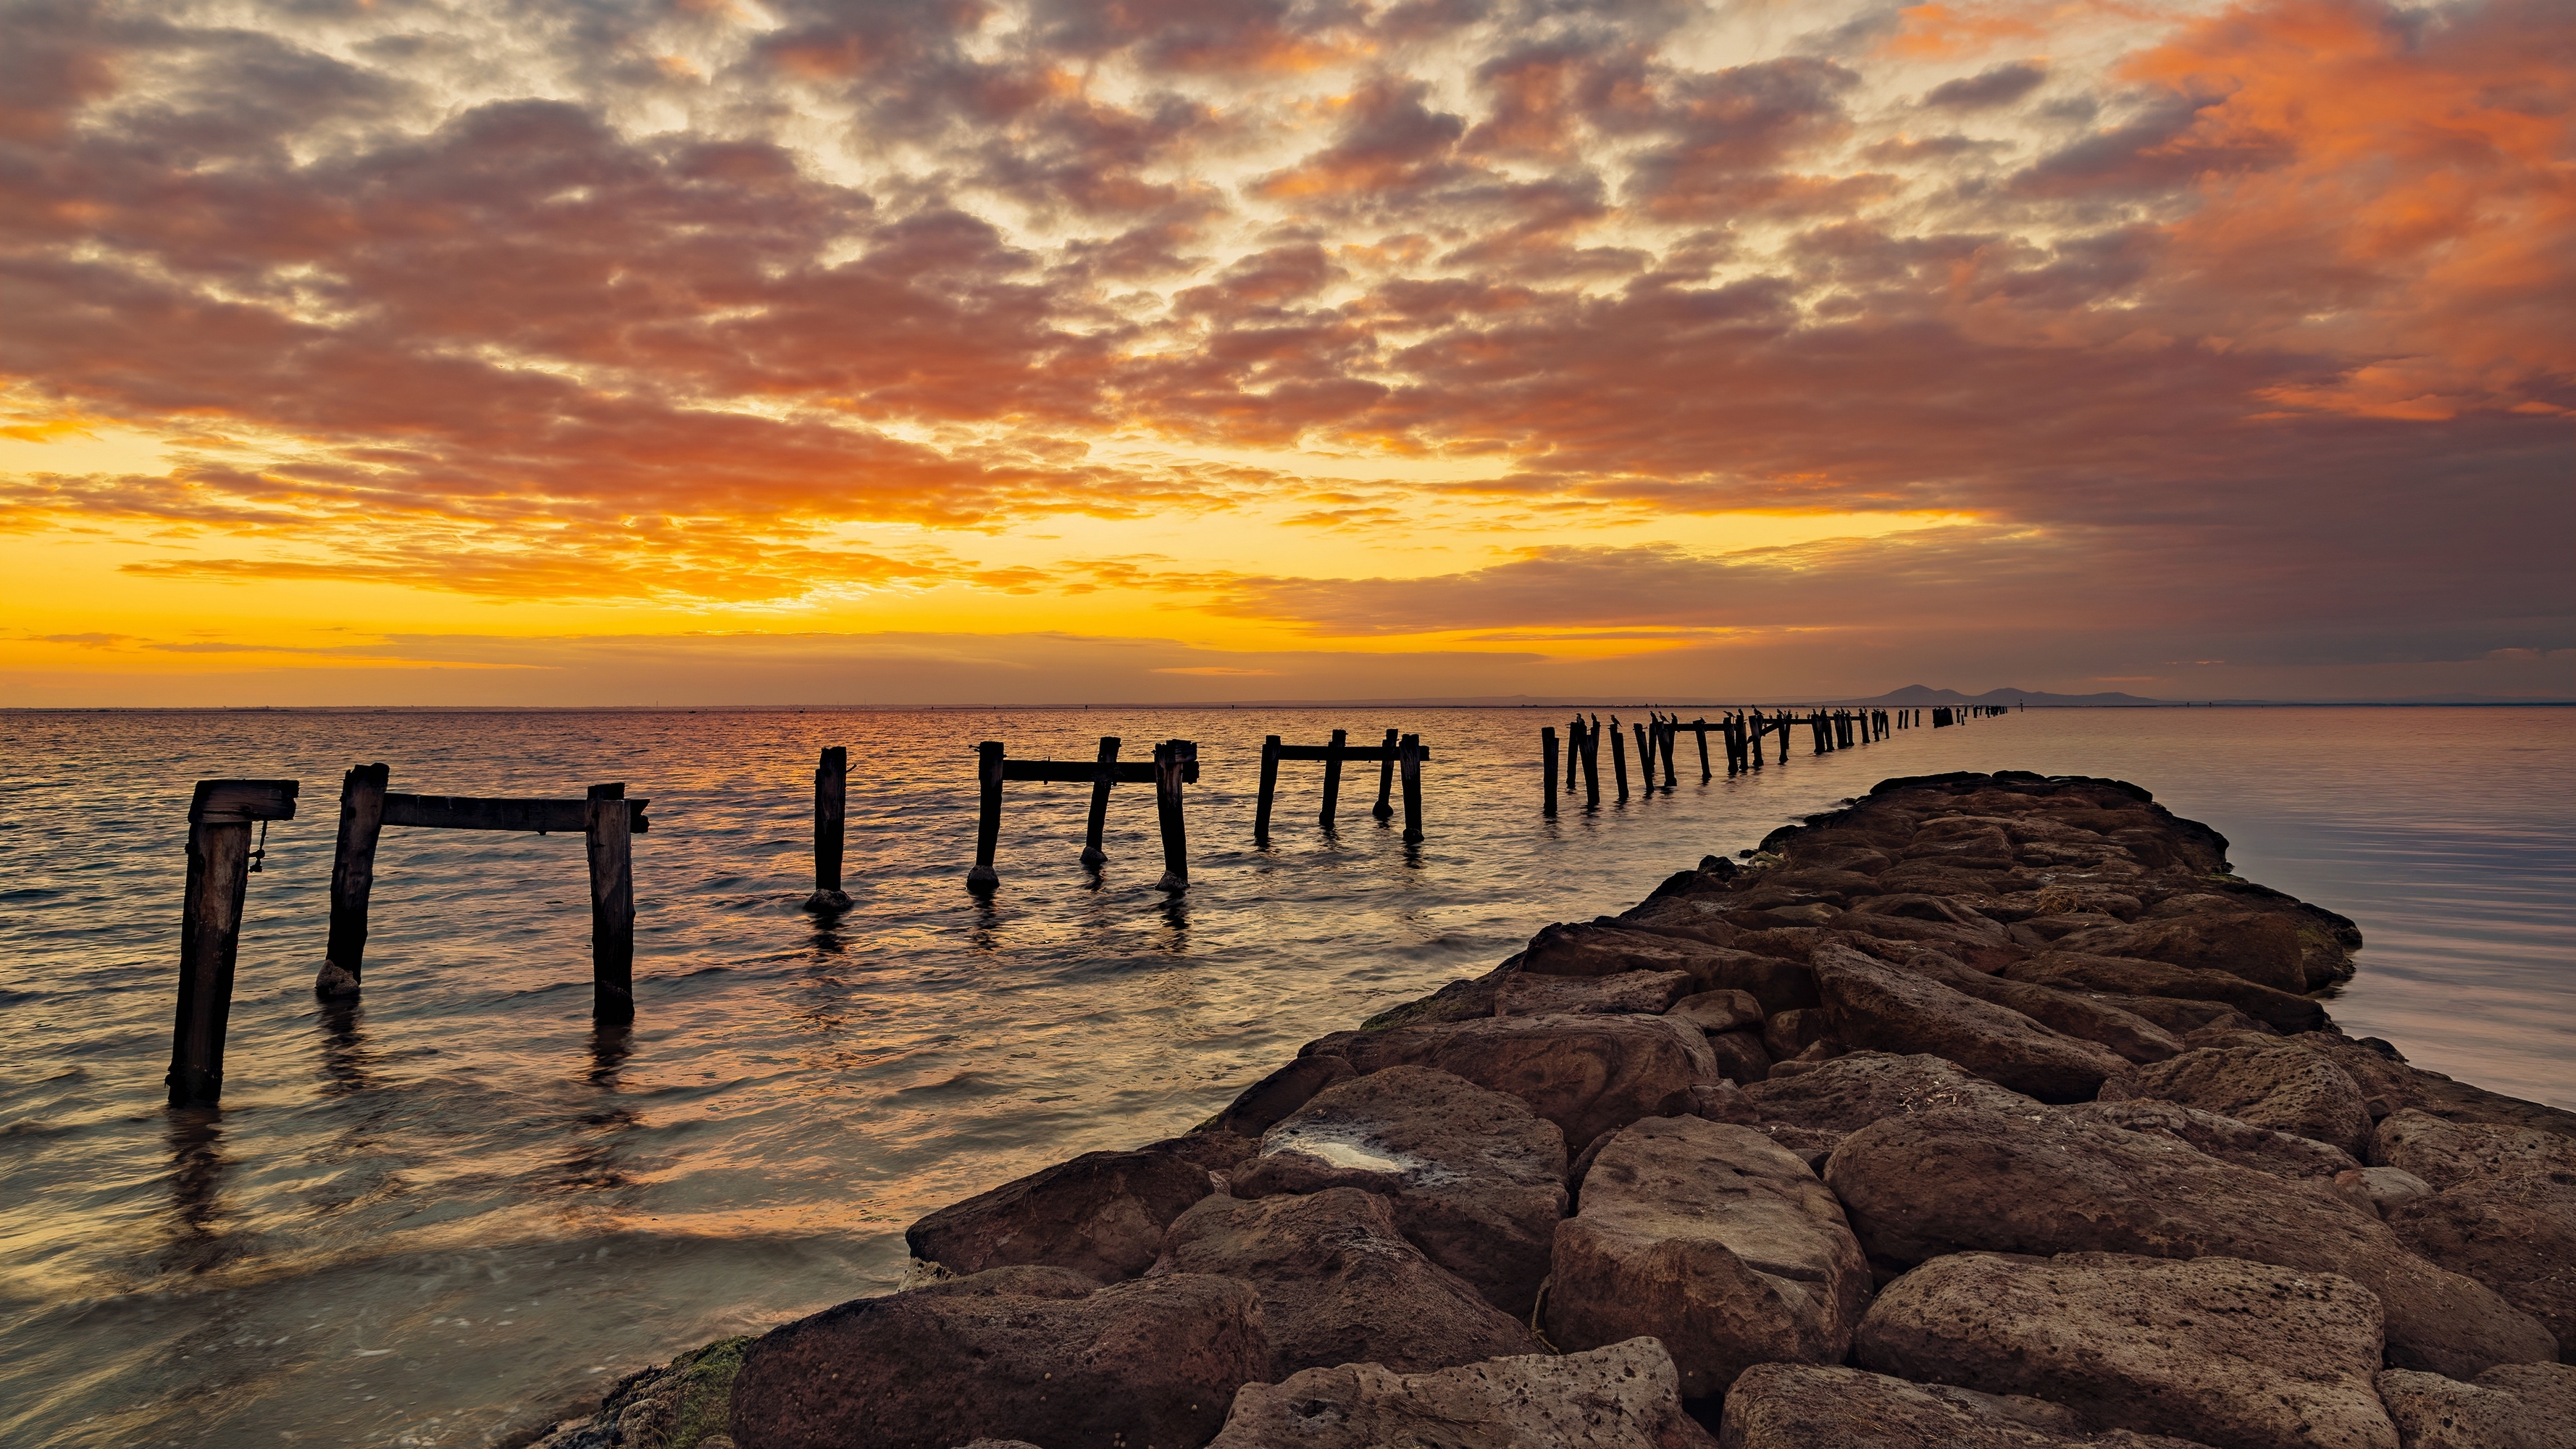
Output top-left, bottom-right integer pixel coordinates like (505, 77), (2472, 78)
(1, 704), (2569, 1446)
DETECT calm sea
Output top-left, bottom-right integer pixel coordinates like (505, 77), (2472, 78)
(1, 705), (2568, 1447)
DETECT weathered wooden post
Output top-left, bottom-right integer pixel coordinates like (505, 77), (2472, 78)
(1611, 716), (1630, 801)
(1318, 727), (1347, 829)
(1083, 735), (1120, 866)
(317, 763), (387, 996)
(1581, 717), (1601, 808)
(969, 741), (1003, 893)
(808, 747), (850, 910)
(1541, 727), (1559, 817)
(1254, 734), (1281, 846)
(1398, 733), (1424, 843)
(169, 779), (298, 1108)
(1153, 739), (1191, 892)
(1371, 727), (1398, 820)
(1565, 716), (1583, 791)
(1692, 719), (1712, 782)
(1748, 710), (1765, 767)
(585, 782), (635, 1024)
(1657, 714), (1678, 786)
(1631, 719), (1652, 791)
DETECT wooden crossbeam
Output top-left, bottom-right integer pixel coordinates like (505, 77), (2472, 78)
(999, 759), (1195, 785)
(381, 792), (651, 833)
(1271, 743), (1433, 763)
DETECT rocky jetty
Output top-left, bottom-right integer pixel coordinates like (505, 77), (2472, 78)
(532, 771), (2574, 1449)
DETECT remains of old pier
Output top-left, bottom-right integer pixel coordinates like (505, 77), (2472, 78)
(969, 737), (1199, 893)
(1254, 729), (1434, 842)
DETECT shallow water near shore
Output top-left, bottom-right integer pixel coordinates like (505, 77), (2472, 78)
(1, 703), (2568, 1446)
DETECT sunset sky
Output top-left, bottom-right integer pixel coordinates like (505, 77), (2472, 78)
(3, 0), (2568, 704)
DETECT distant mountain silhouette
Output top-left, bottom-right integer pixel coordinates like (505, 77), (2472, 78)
(1842, 684), (2167, 706)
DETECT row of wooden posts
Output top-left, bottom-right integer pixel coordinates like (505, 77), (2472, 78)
(163, 703), (2006, 1106)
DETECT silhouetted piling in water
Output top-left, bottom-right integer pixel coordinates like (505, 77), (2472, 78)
(809, 747), (849, 910)
(170, 778), (298, 1107)
(1372, 727), (1398, 821)
(1541, 727), (1559, 818)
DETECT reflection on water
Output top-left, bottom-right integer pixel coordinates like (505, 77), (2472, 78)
(0, 704), (2568, 1446)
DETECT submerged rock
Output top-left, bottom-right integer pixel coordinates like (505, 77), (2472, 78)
(1208, 1337), (1715, 1449)
(1823, 1106), (2556, 1378)
(1229, 1065), (1567, 1316)
(727, 1271), (1267, 1449)
(1155, 1186), (1542, 1378)
(1855, 1251), (2396, 1449)
(1544, 1116), (1872, 1399)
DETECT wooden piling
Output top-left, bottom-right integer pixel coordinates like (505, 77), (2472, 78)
(808, 747), (850, 910)
(1630, 719), (1652, 791)
(969, 740), (1003, 892)
(1318, 727), (1347, 829)
(1611, 717), (1631, 801)
(1083, 735), (1121, 866)
(1657, 715), (1678, 787)
(1541, 727), (1559, 818)
(170, 779), (298, 1107)
(1565, 716), (1583, 792)
(1153, 739), (1190, 892)
(1581, 717), (1601, 808)
(1372, 728), (1397, 821)
(1254, 734), (1281, 846)
(1692, 719), (1712, 781)
(319, 762), (387, 994)
(586, 782), (635, 1024)
(1399, 733), (1424, 843)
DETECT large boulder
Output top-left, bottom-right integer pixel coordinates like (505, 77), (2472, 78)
(1810, 945), (2124, 1101)
(2292, 1035), (2576, 1140)
(1203, 1057), (1358, 1137)
(1822, 1106), (2557, 1378)
(1545, 1116), (1873, 1399)
(905, 1140), (1231, 1282)
(2059, 1099), (2359, 1179)
(1716, 1362), (2216, 1448)
(1524, 921), (1819, 1014)
(2054, 913), (2308, 994)
(2375, 1363), (2576, 1449)
(2001, 951), (2325, 1034)
(1854, 1251), (2397, 1449)
(1155, 1186), (1542, 1378)
(1741, 1051), (2038, 1134)
(1499, 969), (1697, 1016)
(2386, 1172), (2575, 1363)
(1300, 1014), (1716, 1153)
(727, 1271), (1268, 1449)
(1229, 1065), (1567, 1316)
(2099, 1043), (2375, 1158)
(1209, 1337), (1716, 1449)
(1667, 988), (1765, 1035)
(1911, 954), (2183, 1064)
(2370, 1108), (2576, 1190)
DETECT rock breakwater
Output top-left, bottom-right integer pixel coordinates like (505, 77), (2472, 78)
(532, 771), (2574, 1449)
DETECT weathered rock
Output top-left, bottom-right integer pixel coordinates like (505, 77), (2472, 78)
(1360, 976), (1502, 1030)
(1668, 988), (1764, 1035)
(1229, 1065), (1568, 1316)
(2375, 1363), (2576, 1449)
(2059, 1098), (2359, 1179)
(1499, 969), (1696, 1016)
(532, 1336), (750, 1449)
(1856, 1251), (2397, 1449)
(1204, 1054), (1358, 1137)
(1762, 1007), (1830, 1061)
(2076, 991), (2270, 1037)
(1812, 945), (2126, 1101)
(1301, 1014), (1715, 1153)
(905, 1143), (1221, 1283)
(1749, 1122), (1847, 1172)
(2371, 1108), (2576, 1190)
(1716, 1362), (2217, 1448)
(1911, 954), (2183, 1064)
(1822, 1106), (2558, 1378)
(1208, 1337), (1715, 1448)
(727, 1271), (1268, 1449)
(1741, 1051), (2038, 1134)
(2002, 951), (2325, 1034)
(1686, 1080), (1758, 1124)
(2294, 1034), (2576, 1140)
(2333, 1166), (2433, 1218)
(1705, 1028), (1773, 1085)
(1545, 1116), (1873, 1399)
(2054, 913), (2308, 994)
(1526, 921), (1820, 1014)
(2099, 1043), (2375, 1157)
(1155, 1186), (1542, 1378)
(2386, 1172), (2575, 1363)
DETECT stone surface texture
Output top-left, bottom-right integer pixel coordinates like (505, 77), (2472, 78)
(1854, 1250), (2396, 1449)
(2370, 1108), (2576, 1190)
(2375, 1363), (2576, 1449)
(1155, 1186), (1543, 1379)
(1544, 1116), (1873, 1398)
(903, 1144), (1220, 1283)
(1301, 1014), (1716, 1153)
(1823, 1106), (2557, 1379)
(1208, 1337), (1718, 1449)
(2099, 1043), (2375, 1158)
(2385, 1171), (2575, 1364)
(1740, 1051), (2038, 1134)
(1812, 943), (2125, 1101)
(2059, 1098), (2360, 1179)
(1716, 1363), (2217, 1449)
